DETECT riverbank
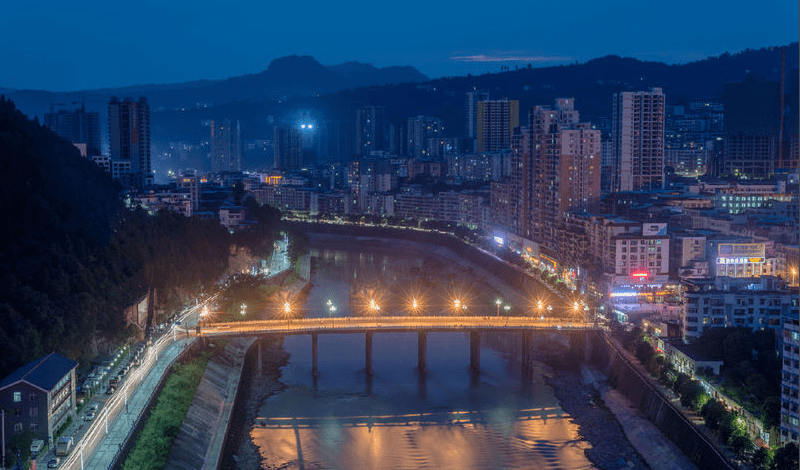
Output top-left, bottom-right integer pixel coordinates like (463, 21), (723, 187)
(529, 335), (650, 470)
(162, 337), (254, 470)
(221, 337), (288, 470)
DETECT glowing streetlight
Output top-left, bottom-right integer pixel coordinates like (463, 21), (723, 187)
(240, 303), (247, 316)
(284, 302), (291, 314)
(454, 299), (461, 311)
(792, 268), (797, 286)
(369, 299), (380, 312)
(495, 298), (502, 316)
(328, 300), (336, 326)
(200, 305), (209, 329)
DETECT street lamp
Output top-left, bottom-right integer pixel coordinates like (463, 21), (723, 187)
(408, 296), (422, 315)
(495, 298), (502, 317)
(200, 305), (209, 333)
(328, 300), (336, 326)
(792, 268), (797, 286)
(240, 303), (247, 317)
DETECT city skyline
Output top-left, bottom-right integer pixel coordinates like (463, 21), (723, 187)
(1, 0), (797, 91)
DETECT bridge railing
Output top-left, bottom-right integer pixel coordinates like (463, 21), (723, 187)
(201, 316), (596, 336)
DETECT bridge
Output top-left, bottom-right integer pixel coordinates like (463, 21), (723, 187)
(200, 316), (596, 376)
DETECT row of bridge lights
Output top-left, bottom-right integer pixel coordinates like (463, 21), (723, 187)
(199, 296), (580, 325)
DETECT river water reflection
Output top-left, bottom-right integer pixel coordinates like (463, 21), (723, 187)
(250, 241), (595, 469)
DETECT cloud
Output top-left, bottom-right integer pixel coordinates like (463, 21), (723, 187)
(450, 54), (572, 63)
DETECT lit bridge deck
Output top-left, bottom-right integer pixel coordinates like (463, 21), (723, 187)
(200, 316), (596, 337)
(199, 316), (597, 376)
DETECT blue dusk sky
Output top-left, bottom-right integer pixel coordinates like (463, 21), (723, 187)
(2, 0), (797, 91)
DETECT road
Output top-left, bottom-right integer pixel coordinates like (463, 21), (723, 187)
(53, 303), (205, 470)
(51, 238), (293, 470)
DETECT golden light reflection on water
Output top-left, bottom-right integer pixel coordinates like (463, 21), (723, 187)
(251, 408), (594, 470)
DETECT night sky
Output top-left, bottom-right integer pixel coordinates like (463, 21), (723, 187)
(2, 0), (797, 91)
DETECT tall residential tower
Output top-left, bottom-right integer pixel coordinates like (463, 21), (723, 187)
(610, 88), (665, 192)
(108, 97), (152, 190)
(210, 118), (242, 173)
(477, 99), (519, 153)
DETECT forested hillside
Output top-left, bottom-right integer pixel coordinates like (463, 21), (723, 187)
(0, 97), (238, 377)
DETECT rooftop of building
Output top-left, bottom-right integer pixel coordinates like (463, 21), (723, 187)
(0, 352), (78, 392)
(668, 341), (723, 363)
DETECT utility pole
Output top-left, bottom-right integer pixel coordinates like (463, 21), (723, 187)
(2, 409), (5, 470)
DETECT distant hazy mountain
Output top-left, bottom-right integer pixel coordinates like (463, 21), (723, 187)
(4, 55), (429, 119)
(4, 44), (797, 172)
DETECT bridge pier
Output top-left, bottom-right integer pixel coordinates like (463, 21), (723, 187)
(311, 333), (319, 377)
(521, 330), (532, 371)
(257, 340), (263, 376)
(470, 332), (481, 372)
(365, 331), (373, 376)
(418, 331), (427, 373)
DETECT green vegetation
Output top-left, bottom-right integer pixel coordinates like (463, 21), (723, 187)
(0, 97), (286, 378)
(771, 442), (798, 470)
(55, 416), (72, 439)
(121, 347), (215, 470)
(2, 430), (34, 468)
(621, 326), (795, 469)
(216, 274), (286, 321)
(693, 328), (781, 428)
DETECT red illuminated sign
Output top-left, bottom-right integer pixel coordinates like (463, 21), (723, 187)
(630, 271), (649, 278)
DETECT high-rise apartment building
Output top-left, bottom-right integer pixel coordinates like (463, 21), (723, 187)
(611, 88), (665, 192)
(518, 99), (600, 253)
(465, 90), (489, 141)
(273, 125), (302, 171)
(356, 106), (386, 156)
(477, 99), (519, 153)
(319, 121), (354, 163)
(210, 118), (242, 173)
(721, 76), (780, 178)
(44, 105), (101, 156)
(407, 116), (443, 157)
(108, 97), (152, 190)
(781, 313), (800, 444)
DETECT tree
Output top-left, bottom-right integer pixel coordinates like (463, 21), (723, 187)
(720, 413), (746, 443)
(752, 447), (773, 469)
(728, 430), (753, 456)
(723, 329), (754, 367)
(770, 442), (798, 470)
(701, 399), (728, 430)
(679, 379), (709, 411)
(673, 372), (690, 394)
(761, 396), (782, 429)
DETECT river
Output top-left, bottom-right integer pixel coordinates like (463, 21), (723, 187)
(247, 237), (596, 469)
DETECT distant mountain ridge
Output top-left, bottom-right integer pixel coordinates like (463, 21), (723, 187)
(4, 55), (430, 118)
(5, 44), (797, 173)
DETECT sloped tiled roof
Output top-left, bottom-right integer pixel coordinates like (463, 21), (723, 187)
(0, 352), (78, 392)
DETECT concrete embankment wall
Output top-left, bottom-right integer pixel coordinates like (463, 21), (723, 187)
(586, 332), (735, 470)
(163, 338), (255, 470)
